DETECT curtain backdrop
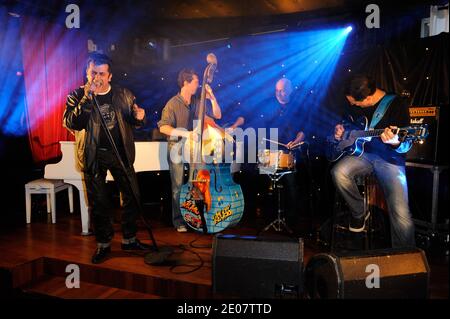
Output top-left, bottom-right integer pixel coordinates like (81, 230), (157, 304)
(20, 16), (87, 163)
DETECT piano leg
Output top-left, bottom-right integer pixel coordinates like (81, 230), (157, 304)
(68, 180), (92, 236)
(46, 194), (51, 213)
(50, 191), (56, 224)
(26, 192), (31, 223)
(68, 185), (74, 213)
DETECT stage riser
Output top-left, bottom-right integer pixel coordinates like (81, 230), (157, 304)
(2, 257), (212, 299)
(8, 258), (45, 289)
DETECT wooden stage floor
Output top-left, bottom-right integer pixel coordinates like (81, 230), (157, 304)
(0, 213), (448, 299)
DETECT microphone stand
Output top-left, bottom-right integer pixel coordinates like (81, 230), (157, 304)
(91, 93), (174, 265)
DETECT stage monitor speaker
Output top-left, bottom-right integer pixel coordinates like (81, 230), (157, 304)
(305, 248), (429, 299)
(212, 234), (304, 298)
(407, 106), (448, 164)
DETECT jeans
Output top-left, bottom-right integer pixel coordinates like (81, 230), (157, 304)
(168, 143), (187, 228)
(331, 153), (415, 248)
(84, 148), (140, 244)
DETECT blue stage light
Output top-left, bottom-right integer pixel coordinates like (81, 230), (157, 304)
(199, 26), (352, 136)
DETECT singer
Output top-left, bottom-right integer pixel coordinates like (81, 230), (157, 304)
(63, 53), (150, 264)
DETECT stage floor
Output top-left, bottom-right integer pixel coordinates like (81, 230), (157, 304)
(0, 212), (448, 299)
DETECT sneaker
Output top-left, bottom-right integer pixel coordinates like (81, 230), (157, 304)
(349, 212), (370, 233)
(176, 225), (188, 233)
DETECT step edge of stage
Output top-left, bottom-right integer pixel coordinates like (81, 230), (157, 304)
(20, 274), (163, 299)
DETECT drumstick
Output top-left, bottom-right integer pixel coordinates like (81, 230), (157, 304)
(289, 141), (305, 149)
(262, 138), (288, 148)
(262, 138), (305, 149)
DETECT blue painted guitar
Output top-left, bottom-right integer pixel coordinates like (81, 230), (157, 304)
(327, 116), (428, 162)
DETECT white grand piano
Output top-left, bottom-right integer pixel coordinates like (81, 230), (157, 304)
(44, 141), (169, 235)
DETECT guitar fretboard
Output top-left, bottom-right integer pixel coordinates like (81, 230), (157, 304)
(353, 128), (398, 138)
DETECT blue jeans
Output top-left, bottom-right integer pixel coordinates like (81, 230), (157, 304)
(168, 142), (186, 228)
(331, 153), (415, 248)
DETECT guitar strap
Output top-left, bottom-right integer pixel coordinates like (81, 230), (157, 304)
(369, 94), (396, 129)
(369, 94), (413, 154)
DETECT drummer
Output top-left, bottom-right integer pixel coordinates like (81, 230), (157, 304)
(263, 78), (305, 148)
(255, 78), (307, 227)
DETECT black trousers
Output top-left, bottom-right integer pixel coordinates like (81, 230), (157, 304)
(84, 148), (140, 244)
(282, 171), (300, 220)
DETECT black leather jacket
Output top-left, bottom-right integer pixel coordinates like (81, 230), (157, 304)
(63, 85), (145, 173)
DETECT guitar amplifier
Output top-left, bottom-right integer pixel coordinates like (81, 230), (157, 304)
(406, 106), (448, 164)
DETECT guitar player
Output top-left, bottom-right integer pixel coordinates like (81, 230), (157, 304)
(331, 74), (415, 248)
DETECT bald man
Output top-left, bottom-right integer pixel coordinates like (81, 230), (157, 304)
(275, 78), (292, 103)
(254, 78), (309, 231)
(272, 78), (305, 147)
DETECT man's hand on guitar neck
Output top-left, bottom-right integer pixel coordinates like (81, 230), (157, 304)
(205, 84), (222, 119)
(381, 126), (401, 146)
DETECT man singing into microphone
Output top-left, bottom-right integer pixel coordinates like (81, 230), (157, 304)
(64, 53), (150, 264)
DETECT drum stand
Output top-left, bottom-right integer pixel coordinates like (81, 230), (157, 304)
(261, 170), (293, 233)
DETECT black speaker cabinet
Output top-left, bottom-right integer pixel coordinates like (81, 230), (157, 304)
(407, 106), (448, 164)
(212, 234), (304, 298)
(406, 163), (449, 226)
(305, 248), (430, 299)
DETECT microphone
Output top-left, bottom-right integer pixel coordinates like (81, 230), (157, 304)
(90, 82), (99, 96)
(84, 81), (97, 98)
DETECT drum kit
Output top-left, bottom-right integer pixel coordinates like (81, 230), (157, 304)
(257, 138), (304, 233)
(258, 149), (296, 174)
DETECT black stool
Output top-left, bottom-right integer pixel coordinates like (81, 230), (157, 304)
(330, 174), (378, 252)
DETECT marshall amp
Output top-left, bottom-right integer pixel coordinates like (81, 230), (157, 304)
(406, 106), (448, 164)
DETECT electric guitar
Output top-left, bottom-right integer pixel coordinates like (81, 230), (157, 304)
(326, 116), (428, 162)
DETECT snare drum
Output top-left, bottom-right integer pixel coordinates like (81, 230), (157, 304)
(258, 149), (295, 172)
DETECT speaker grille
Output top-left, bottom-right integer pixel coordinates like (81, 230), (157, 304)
(212, 235), (304, 298)
(305, 248), (430, 299)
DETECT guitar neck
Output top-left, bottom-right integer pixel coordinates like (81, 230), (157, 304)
(353, 128), (398, 138)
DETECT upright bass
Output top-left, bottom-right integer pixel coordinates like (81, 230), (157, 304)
(179, 53), (244, 233)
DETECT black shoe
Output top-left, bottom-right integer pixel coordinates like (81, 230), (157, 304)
(349, 212), (370, 233)
(91, 246), (111, 264)
(121, 239), (152, 251)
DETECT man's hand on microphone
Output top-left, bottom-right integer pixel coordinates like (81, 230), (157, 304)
(83, 81), (100, 100)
